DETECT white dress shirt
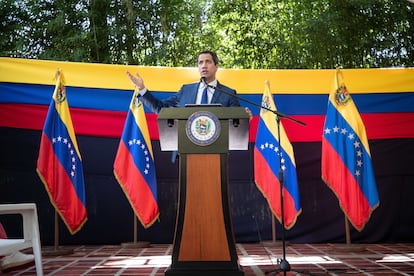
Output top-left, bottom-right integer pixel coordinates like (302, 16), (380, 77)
(196, 80), (217, 104)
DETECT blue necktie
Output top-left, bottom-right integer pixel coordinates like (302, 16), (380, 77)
(200, 86), (208, 104)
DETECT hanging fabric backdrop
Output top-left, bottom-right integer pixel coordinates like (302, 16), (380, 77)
(1, 57), (414, 245)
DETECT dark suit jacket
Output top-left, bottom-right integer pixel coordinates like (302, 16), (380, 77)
(139, 81), (240, 113)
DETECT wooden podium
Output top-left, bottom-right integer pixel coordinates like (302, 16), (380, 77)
(158, 106), (249, 276)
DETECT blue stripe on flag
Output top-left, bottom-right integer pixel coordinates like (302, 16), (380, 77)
(323, 102), (379, 208)
(42, 101), (86, 204)
(1, 82), (414, 115)
(120, 111), (157, 199)
(255, 121), (301, 211)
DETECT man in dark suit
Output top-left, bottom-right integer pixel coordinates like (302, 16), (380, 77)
(127, 50), (245, 113)
(127, 50), (250, 163)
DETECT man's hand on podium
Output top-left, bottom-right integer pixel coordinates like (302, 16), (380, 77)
(245, 107), (253, 121)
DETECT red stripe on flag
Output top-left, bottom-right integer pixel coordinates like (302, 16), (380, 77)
(321, 137), (372, 230)
(113, 141), (159, 227)
(0, 103), (48, 131)
(254, 148), (299, 229)
(37, 133), (87, 233)
(2, 103), (414, 141)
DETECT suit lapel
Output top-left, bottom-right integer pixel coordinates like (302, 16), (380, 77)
(188, 83), (199, 104)
(210, 82), (220, 103)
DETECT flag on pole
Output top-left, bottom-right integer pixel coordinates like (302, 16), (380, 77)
(114, 90), (159, 228)
(37, 70), (87, 234)
(322, 69), (379, 231)
(254, 81), (301, 229)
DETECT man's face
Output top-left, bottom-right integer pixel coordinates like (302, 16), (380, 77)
(198, 53), (218, 82)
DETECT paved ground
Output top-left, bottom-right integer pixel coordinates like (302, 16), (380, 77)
(3, 243), (414, 275)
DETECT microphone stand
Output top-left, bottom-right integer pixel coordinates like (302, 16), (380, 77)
(265, 117), (316, 276)
(203, 79), (317, 275)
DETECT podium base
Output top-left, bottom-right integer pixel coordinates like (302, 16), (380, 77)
(165, 266), (244, 276)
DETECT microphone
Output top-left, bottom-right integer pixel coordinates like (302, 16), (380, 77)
(200, 77), (236, 98)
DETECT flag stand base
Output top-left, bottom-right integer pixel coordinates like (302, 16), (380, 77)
(333, 217), (366, 253)
(42, 247), (74, 256)
(261, 240), (289, 247)
(332, 244), (366, 252)
(42, 213), (74, 256)
(121, 241), (151, 249)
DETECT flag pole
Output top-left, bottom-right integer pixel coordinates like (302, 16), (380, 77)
(133, 215), (138, 244)
(54, 211), (59, 251)
(324, 69), (378, 254)
(345, 215), (351, 245)
(42, 210), (73, 256)
(333, 213), (365, 252)
(121, 215), (150, 248)
(261, 214), (284, 247)
(269, 215), (289, 246)
(38, 68), (86, 256)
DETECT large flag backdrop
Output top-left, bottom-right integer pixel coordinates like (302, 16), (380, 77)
(322, 69), (379, 231)
(1, 58), (414, 143)
(1, 57), (414, 243)
(36, 70), (87, 234)
(113, 90), (159, 228)
(254, 81), (301, 229)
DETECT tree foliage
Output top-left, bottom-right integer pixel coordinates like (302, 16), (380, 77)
(1, 0), (413, 68)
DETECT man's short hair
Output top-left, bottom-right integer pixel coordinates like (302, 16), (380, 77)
(197, 50), (219, 65)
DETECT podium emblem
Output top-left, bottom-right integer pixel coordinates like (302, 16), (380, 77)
(186, 111), (220, 146)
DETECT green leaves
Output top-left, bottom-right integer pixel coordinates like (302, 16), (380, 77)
(1, 0), (413, 68)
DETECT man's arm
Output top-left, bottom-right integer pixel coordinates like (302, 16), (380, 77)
(126, 71), (180, 114)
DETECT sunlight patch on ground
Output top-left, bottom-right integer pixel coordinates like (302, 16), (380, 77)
(93, 254), (343, 269)
(239, 255), (342, 266)
(98, 255), (171, 268)
(376, 254), (414, 263)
